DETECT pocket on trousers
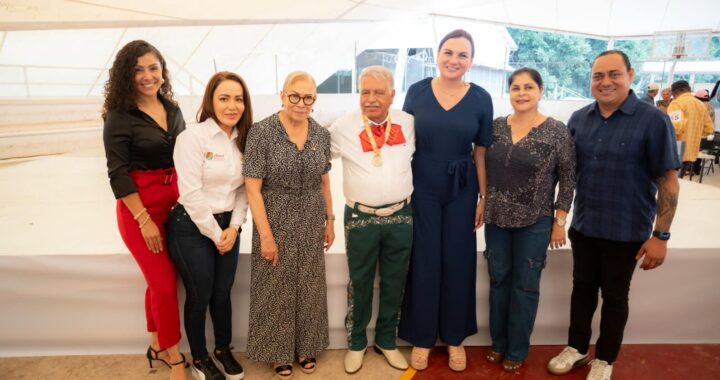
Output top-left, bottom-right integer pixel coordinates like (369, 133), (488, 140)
(169, 207), (201, 235)
(523, 256), (547, 292)
(483, 250), (496, 285)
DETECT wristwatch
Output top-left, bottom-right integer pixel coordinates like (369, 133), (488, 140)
(554, 217), (567, 227)
(231, 224), (241, 233)
(652, 230), (671, 241)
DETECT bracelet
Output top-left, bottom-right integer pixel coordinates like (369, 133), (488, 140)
(326, 214), (336, 221)
(479, 194), (486, 199)
(133, 208), (147, 221)
(139, 214), (151, 229)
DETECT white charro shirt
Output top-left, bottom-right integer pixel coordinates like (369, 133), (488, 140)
(329, 108), (415, 207)
(174, 118), (249, 243)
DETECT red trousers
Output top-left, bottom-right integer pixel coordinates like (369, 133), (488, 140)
(116, 168), (181, 349)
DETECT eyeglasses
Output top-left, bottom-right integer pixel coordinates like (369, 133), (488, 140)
(286, 93), (316, 106)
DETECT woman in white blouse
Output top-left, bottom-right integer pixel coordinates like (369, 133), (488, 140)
(167, 71), (252, 380)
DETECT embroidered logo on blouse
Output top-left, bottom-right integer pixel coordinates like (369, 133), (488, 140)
(205, 151), (225, 161)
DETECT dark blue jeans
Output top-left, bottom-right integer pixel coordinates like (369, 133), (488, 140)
(166, 204), (239, 359)
(484, 216), (551, 362)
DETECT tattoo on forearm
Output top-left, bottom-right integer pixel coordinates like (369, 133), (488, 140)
(656, 174), (679, 230)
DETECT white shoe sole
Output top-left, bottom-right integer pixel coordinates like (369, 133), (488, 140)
(191, 365), (206, 380)
(547, 355), (590, 375)
(211, 355), (245, 380)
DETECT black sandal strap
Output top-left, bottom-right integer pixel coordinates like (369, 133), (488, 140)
(274, 364), (293, 373)
(299, 357), (316, 368)
(169, 353), (187, 367)
(149, 345), (168, 358)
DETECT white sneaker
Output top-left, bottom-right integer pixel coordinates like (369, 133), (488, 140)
(586, 359), (613, 380)
(547, 346), (590, 375)
(344, 348), (366, 374)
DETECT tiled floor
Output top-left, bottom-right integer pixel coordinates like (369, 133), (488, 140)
(2, 345), (719, 380)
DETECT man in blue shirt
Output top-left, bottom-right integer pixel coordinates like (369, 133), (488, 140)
(547, 50), (680, 380)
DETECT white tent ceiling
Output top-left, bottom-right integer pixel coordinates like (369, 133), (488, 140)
(0, 18), (515, 96)
(1, 0), (719, 38)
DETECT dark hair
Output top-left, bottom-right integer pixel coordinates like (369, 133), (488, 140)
(197, 71), (254, 154)
(508, 67), (544, 89)
(671, 80), (691, 95)
(592, 50), (632, 71)
(102, 40), (175, 120)
(438, 29), (475, 58)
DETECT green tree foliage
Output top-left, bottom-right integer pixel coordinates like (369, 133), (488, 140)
(709, 36), (720, 58)
(508, 28), (606, 98)
(614, 39), (652, 87)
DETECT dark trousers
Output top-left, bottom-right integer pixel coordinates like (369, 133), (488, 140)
(567, 228), (641, 363)
(399, 179), (479, 348)
(679, 160), (702, 178)
(344, 203), (412, 351)
(167, 204), (239, 359)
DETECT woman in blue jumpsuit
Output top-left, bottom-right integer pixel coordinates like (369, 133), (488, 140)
(398, 29), (493, 372)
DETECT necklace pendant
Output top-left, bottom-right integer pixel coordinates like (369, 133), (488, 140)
(372, 155), (383, 167)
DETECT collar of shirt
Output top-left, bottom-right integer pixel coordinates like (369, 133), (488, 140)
(675, 92), (693, 101)
(587, 89), (639, 118)
(130, 94), (175, 113)
(367, 115), (390, 127)
(205, 117), (238, 141)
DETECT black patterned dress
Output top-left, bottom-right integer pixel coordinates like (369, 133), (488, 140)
(243, 112), (331, 363)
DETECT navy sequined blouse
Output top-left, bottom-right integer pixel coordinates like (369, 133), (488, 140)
(485, 116), (576, 228)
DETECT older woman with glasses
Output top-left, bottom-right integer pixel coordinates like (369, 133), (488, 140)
(244, 71), (334, 380)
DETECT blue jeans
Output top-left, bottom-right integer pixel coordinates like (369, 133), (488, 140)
(166, 204), (239, 359)
(483, 217), (551, 361)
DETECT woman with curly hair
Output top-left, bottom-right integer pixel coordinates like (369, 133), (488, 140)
(102, 39), (187, 380)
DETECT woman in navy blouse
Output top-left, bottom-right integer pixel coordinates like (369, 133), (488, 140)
(398, 29), (493, 372)
(483, 68), (575, 372)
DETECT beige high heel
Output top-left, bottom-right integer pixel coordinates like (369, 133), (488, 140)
(410, 346), (431, 370)
(447, 345), (466, 372)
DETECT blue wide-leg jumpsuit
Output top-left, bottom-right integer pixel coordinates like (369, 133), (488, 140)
(398, 78), (493, 347)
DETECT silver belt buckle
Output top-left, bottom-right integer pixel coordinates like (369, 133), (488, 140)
(375, 207), (394, 217)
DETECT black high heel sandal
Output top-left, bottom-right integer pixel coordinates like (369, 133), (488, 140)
(298, 357), (316, 374)
(146, 346), (189, 369)
(169, 355), (188, 370)
(274, 363), (293, 380)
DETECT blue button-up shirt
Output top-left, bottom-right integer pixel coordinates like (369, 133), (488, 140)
(569, 90), (680, 242)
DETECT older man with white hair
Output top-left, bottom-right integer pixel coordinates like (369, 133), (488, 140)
(329, 65), (415, 374)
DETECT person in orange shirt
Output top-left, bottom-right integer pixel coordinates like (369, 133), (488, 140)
(668, 80), (714, 177)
